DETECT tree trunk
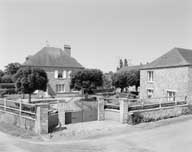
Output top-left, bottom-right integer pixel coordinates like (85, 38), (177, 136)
(136, 85), (138, 92)
(22, 93), (25, 99)
(28, 94), (31, 103)
(84, 92), (88, 100)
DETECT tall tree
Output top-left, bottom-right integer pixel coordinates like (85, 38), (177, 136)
(4, 62), (21, 75)
(103, 73), (113, 89)
(124, 59), (128, 67)
(112, 71), (128, 92)
(70, 69), (103, 97)
(126, 70), (140, 91)
(0, 70), (4, 83)
(112, 70), (140, 92)
(14, 67), (48, 102)
(119, 59), (123, 69)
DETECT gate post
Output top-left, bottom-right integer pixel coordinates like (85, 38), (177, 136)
(35, 103), (49, 134)
(58, 101), (66, 126)
(120, 98), (128, 124)
(97, 97), (105, 121)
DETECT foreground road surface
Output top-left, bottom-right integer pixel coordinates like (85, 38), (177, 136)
(0, 116), (192, 152)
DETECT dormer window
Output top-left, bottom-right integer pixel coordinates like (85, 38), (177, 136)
(58, 71), (63, 79)
(55, 70), (66, 79)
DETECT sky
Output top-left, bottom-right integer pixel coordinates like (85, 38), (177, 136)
(0, 0), (192, 72)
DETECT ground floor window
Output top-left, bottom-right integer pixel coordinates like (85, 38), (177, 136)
(147, 88), (154, 98)
(56, 84), (65, 93)
(167, 90), (176, 101)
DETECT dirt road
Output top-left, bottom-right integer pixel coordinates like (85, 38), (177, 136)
(0, 116), (192, 152)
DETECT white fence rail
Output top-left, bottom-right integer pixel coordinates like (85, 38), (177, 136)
(0, 98), (36, 120)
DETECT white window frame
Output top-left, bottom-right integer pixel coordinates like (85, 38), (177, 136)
(147, 71), (154, 82)
(167, 90), (176, 102)
(56, 84), (65, 93)
(147, 88), (154, 99)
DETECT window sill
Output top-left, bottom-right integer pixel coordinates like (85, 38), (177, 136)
(56, 78), (68, 80)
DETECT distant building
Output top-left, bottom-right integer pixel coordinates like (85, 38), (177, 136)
(22, 45), (83, 96)
(117, 65), (143, 73)
(140, 47), (192, 102)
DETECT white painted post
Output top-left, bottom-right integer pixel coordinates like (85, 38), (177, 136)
(97, 97), (105, 121)
(58, 101), (66, 127)
(120, 98), (129, 124)
(19, 99), (22, 125)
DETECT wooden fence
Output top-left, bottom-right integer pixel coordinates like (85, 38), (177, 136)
(0, 98), (36, 120)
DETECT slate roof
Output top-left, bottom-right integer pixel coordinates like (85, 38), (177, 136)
(23, 47), (83, 68)
(118, 65), (143, 72)
(142, 48), (192, 70)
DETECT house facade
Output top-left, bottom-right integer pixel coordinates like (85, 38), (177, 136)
(140, 48), (192, 102)
(22, 45), (83, 96)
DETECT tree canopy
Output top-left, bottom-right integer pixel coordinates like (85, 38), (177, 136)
(112, 70), (140, 92)
(0, 70), (4, 77)
(14, 67), (48, 102)
(1, 75), (13, 83)
(70, 69), (103, 94)
(4, 62), (21, 75)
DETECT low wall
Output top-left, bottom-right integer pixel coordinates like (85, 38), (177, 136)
(127, 104), (192, 125)
(105, 109), (120, 122)
(0, 111), (36, 131)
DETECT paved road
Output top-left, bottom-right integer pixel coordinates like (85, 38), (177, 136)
(0, 116), (192, 152)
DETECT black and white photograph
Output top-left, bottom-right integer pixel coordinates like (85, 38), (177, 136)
(0, 0), (192, 151)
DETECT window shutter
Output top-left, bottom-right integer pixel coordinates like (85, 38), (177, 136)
(55, 70), (58, 78)
(68, 71), (72, 78)
(63, 70), (66, 79)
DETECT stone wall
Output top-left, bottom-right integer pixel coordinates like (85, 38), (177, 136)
(0, 111), (36, 131)
(188, 67), (192, 100)
(105, 109), (120, 122)
(127, 104), (192, 125)
(140, 66), (189, 102)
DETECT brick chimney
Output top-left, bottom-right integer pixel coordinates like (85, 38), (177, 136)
(64, 45), (71, 56)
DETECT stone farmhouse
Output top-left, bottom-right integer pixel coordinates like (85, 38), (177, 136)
(140, 47), (192, 102)
(22, 45), (83, 96)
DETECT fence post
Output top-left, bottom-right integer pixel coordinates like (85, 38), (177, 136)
(3, 98), (6, 111)
(19, 98), (22, 126)
(58, 101), (66, 127)
(97, 97), (105, 121)
(35, 103), (49, 134)
(120, 98), (128, 124)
